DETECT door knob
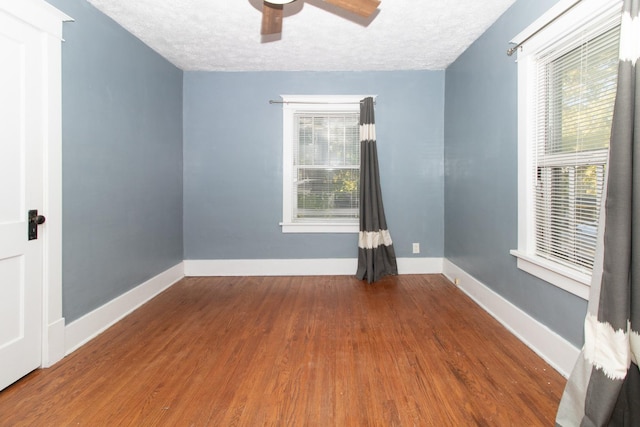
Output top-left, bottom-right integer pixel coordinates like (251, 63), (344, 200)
(28, 209), (46, 240)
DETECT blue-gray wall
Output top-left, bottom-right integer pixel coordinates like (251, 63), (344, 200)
(183, 71), (444, 260)
(46, 0), (184, 323)
(43, 0), (586, 348)
(444, 0), (588, 346)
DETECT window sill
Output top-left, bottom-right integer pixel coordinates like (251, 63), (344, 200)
(280, 222), (359, 234)
(510, 250), (590, 300)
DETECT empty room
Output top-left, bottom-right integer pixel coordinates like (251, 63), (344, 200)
(1, 0), (637, 425)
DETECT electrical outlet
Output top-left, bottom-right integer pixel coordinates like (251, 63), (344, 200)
(412, 243), (420, 254)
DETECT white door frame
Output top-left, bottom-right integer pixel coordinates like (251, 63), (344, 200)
(1, 0), (72, 368)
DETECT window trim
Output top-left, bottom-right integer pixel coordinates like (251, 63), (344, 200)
(280, 95), (368, 234)
(511, 0), (622, 299)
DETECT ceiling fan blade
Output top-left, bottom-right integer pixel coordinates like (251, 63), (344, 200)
(323, 0), (380, 17)
(261, 2), (284, 35)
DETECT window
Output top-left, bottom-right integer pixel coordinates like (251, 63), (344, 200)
(511, 0), (621, 299)
(281, 95), (366, 233)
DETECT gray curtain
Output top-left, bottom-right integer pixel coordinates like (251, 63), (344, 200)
(556, 0), (640, 425)
(356, 97), (398, 283)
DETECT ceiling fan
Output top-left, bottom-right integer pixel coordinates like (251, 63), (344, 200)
(261, 0), (381, 35)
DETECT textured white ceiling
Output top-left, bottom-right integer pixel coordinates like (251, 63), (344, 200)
(87, 0), (517, 71)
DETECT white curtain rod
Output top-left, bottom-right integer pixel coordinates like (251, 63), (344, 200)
(269, 100), (374, 105)
(507, 0), (582, 56)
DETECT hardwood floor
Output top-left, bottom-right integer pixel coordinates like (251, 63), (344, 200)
(0, 275), (566, 426)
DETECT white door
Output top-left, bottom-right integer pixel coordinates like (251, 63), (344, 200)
(0, 9), (46, 391)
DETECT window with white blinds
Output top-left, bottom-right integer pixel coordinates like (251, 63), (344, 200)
(293, 113), (360, 222)
(280, 95), (365, 233)
(534, 25), (619, 274)
(511, 0), (622, 299)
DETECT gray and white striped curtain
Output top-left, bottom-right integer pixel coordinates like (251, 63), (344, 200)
(556, 0), (640, 425)
(356, 97), (398, 283)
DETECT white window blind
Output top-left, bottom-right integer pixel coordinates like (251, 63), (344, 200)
(292, 112), (360, 222)
(533, 25), (619, 273)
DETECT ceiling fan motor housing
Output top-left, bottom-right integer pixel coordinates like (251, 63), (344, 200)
(261, 0), (381, 36)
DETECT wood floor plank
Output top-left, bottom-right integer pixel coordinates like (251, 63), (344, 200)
(0, 274), (566, 426)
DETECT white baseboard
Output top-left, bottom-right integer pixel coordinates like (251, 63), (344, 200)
(42, 317), (65, 367)
(64, 262), (184, 355)
(442, 259), (580, 377)
(184, 257), (443, 277)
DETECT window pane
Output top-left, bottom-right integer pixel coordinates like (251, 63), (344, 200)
(535, 164), (605, 272)
(295, 114), (359, 167)
(296, 168), (359, 220)
(534, 24), (618, 274)
(293, 111), (360, 222)
(546, 26), (619, 155)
